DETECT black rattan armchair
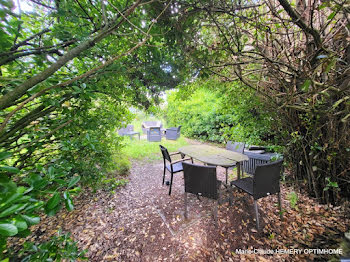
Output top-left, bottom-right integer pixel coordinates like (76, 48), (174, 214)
(165, 126), (182, 140)
(231, 160), (283, 230)
(223, 141), (246, 183)
(182, 162), (224, 223)
(159, 145), (192, 195)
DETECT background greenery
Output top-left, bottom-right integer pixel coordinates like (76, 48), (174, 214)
(165, 78), (277, 148)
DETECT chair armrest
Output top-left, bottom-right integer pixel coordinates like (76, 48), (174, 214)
(169, 152), (181, 156)
(171, 158), (192, 164)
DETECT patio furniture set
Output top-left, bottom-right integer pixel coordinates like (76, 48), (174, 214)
(159, 142), (283, 230)
(117, 121), (181, 142)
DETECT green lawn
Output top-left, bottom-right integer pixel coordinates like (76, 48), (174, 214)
(122, 136), (189, 160)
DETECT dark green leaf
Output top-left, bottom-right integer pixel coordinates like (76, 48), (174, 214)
(0, 192), (21, 212)
(0, 175), (9, 183)
(68, 176), (80, 188)
(13, 217), (28, 232)
(65, 196), (74, 211)
(0, 166), (20, 174)
(21, 215), (40, 226)
(327, 12), (336, 20)
(0, 152), (12, 161)
(0, 223), (18, 236)
(46, 203), (62, 216)
(301, 79), (311, 92)
(45, 193), (60, 211)
(16, 228), (31, 238)
(0, 203), (27, 218)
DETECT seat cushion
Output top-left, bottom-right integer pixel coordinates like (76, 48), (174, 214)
(231, 177), (253, 196)
(166, 162), (183, 173)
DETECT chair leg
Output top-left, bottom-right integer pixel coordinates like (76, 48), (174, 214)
(169, 172), (174, 195)
(228, 185), (233, 206)
(254, 199), (260, 230)
(184, 192), (188, 219)
(213, 199), (218, 226)
(162, 167), (166, 185)
(278, 192), (283, 219)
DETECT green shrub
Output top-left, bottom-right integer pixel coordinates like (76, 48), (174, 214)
(166, 85), (226, 143)
(114, 154), (131, 176)
(166, 78), (277, 145)
(17, 231), (87, 261)
(100, 177), (128, 194)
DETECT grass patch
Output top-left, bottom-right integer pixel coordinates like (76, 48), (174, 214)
(122, 136), (189, 160)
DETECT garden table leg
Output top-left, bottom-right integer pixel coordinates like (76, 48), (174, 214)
(237, 162), (241, 179)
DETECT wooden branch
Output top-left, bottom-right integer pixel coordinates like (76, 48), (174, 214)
(278, 0), (322, 47)
(0, 48), (61, 66)
(9, 28), (51, 52)
(28, 0), (55, 10)
(13, 119), (73, 154)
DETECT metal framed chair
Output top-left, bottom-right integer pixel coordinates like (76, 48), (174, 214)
(182, 162), (225, 224)
(230, 160), (283, 230)
(159, 145), (192, 195)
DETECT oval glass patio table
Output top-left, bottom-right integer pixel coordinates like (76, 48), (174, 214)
(178, 144), (249, 182)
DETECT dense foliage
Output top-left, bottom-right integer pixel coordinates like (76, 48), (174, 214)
(166, 78), (277, 146)
(166, 82), (226, 142)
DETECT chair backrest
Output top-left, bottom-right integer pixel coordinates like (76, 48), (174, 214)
(149, 127), (161, 135)
(142, 121), (161, 128)
(159, 145), (171, 162)
(177, 125), (182, 135)
(117, 127), (128, 135)
(126, 125), (134, 132)
(226, 141), (245, 153)
(253, 160), (283, 199)
(182, 162), (218, 200)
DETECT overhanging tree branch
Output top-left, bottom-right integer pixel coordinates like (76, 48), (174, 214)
(0, 0), (143, 110)
(278, 0), (322, 48)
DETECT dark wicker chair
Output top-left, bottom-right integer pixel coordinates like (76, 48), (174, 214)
(142, 121), (162, 134)
(182, 162), (225, 224)
(242, 152), (283, 176)
(147, 127), (162, 142)
(226, 141), (245, 153)
(230, 160), (283, 230)
(165, 126), (182, 140)
(159, 145), (192, 195)
(223, 141), (246, 183)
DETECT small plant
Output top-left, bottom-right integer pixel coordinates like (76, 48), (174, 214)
(101, 177), (128, 193)
(114, 155), (131, 176)
(324, 177), (339, 192)
(268, 232), (275, 240)
(287, 191), (298, 210)
(17, 230), (87, 261)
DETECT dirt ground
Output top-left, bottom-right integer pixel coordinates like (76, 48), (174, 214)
(12, 143), (350, 261)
